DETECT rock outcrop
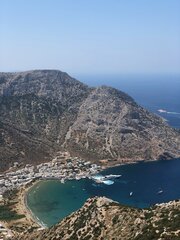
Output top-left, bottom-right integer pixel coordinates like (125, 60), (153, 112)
(0, 70), (179, 171)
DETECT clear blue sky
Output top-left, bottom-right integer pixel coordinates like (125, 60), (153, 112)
(0, 0), (180, 75)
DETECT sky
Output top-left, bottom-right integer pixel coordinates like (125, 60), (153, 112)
(0, 0), (180, 75)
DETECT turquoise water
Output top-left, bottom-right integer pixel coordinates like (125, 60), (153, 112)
(27, 158), (180, 227)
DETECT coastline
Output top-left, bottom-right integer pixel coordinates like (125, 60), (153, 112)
(11, 180), (46, 230)
(101, 157), (179, 170)
(14, 157), (180, 228)
(23, 180), (47, 229)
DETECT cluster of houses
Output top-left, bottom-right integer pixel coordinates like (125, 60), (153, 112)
(0, 152), (101, 197)
(0, 223), (13, 240)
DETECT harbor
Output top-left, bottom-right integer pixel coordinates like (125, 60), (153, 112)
(0, 151), (101, 197)
(25, 158), (180, 227)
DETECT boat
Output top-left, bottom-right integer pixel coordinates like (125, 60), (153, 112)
(157, 190), (163, 194)
(91, 174), (121, 185)
(91, 174), (121, 181)
(61, 179), (65, 183)
(158, 109), (167, 113)
(103, 174), (121, 180)
(129, 192), (133, 196)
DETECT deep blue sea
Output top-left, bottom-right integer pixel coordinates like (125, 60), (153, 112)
(27, 75), (180, 227)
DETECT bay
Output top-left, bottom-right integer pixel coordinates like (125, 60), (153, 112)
(27, 158), (180, 227)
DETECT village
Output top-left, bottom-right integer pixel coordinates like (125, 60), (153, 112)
(0, 152), (102, 239)
(0, 151), (101, 198)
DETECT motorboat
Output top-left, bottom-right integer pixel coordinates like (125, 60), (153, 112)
(91, 174), (121, 185)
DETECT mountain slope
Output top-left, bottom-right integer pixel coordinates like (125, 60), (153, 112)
(16, 197), (180, 240)
(0, 70), (90, 171)
(0, 70), (179, 171)
(64, 86), (180, 163)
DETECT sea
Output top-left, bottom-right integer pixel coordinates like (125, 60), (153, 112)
(27, 74), (180, 227)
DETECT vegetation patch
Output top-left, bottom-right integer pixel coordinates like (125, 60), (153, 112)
(0, 204), (25, 221)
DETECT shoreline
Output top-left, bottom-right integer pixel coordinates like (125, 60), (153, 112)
(101, 157), (178, 172)
(7, 179), (48, 232)
(13, 157), (180, 228)
(23, 180), (47, 229)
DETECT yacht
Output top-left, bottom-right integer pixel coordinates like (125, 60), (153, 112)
(103, 174), (122, 180)
(91, 174), (121, 185)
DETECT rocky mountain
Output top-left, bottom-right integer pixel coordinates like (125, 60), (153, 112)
(0, 70), (179, 171)
(16, 197), (180, 240)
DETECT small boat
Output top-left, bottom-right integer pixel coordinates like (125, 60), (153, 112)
(129, 192), (133, 196)
(103, 174), (122, 180)
(61, 179), (65, 183)
(91, 174), (121, 182)
(158, 109), (167, 113)
(157, 190), (163, 194)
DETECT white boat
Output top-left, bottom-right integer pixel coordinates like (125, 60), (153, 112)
(103, 174), (121, 180)
(91, 174), (121, 185)
(158, 109), (167, 113)
(129, 192), (133, 196)
(157, 190), (163, 194)
(92, 174), (121, 181)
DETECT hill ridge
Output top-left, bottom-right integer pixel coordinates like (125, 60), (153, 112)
(0, 70), (179, 171)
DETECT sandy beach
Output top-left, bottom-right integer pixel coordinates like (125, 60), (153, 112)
(10, 180), (44, 231)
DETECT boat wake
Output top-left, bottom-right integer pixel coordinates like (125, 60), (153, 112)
(158, 109), (180, 115)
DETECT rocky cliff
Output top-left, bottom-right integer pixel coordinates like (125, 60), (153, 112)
(0, 70), (179, 171)
(16, 197), (180, 240)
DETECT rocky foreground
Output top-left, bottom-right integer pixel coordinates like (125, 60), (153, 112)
(0, 70), (180, 171)
(15, 197), (180, 240)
